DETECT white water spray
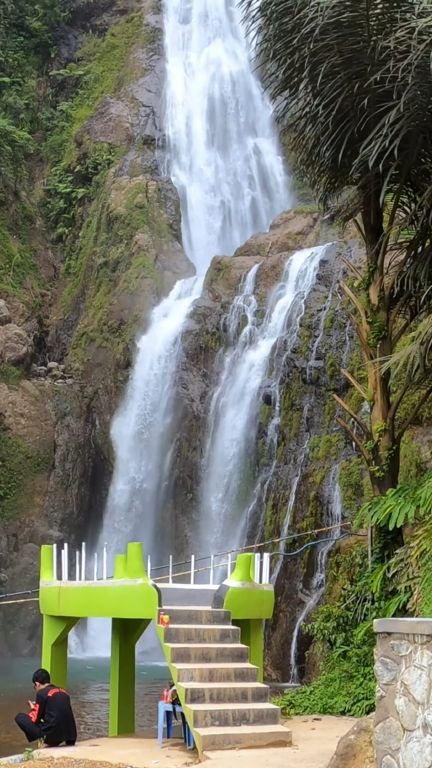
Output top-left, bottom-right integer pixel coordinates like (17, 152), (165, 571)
(198, 246), (325, 556)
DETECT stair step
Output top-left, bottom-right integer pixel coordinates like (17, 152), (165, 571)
(161, 607), (231, 625)
(188, 702), (280, 728)
(160, 586), (217, 606)
(164, 625), (240, 644)
(167, 643), (249, 664)
(176, 663), (259, 683)
(181, 682), (269, 704)
(195, 724), (292, 751)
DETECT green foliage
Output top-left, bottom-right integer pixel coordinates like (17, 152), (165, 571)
(356, 470), (432, 614)
(325, 351), (338, 384)
(44, 12), (146, 165)
(399, 433), (426, 485)
(359, 471), (432, 531)
(310, 433), (342, 462)
(275, 642), (375, 717)
(0, 364), (24, 385)
(40, 11), (146, 249)
(0, 423), (52, 519)
(0, 210), (43, 297)
(0, 0), (65, 296)
(276, 542), (409, 717)
(339, 456), (368, 514)
(45, 143), (120, 242)
(0, 0), (66, 192)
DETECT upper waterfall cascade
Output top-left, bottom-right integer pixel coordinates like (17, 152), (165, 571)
(164, 0), (291, 274)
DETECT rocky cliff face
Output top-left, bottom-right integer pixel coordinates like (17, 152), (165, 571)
(0, 0), (194, 654)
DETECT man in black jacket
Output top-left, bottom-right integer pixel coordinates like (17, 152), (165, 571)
(15, 668), (77, 747)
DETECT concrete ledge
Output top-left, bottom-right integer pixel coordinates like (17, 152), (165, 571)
(374, 617), (432, 635)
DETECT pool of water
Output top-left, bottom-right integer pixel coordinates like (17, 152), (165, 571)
(0, 658), (169, 758)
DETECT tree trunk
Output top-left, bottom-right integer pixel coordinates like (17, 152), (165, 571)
(359, 191), (404, 553)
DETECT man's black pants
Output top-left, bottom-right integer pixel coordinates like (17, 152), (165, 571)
(15, 713), (75, 746)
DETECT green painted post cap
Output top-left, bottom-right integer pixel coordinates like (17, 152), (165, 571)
(126, 542), (147, 580)
(230, 553), (254, 583)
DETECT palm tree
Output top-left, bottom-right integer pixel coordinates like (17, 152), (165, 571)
(242, 0), (432, 497)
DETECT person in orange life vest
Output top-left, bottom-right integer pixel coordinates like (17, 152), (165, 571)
(15, 668), (77, 747)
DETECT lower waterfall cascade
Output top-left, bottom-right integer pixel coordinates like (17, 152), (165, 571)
(198, 245), (327, 558)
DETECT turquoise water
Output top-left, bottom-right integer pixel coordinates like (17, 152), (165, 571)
(0, 658), (169, 758)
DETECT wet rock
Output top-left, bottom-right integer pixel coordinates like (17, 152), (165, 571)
(31, 365), (48, 378)
(0, 324), (33, 365)
(0, 300), (11, 326)
(47, 362), (59, 372)
(76, 96), (133, 147)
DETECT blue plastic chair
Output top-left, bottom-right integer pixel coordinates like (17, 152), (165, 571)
(157, 701), (194, 749)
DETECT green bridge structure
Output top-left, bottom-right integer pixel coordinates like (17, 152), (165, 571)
(39, 542), (291, 754)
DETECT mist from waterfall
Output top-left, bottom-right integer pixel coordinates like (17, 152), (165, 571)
(198, 246), (325, 557)
(76, 0), (291, 655)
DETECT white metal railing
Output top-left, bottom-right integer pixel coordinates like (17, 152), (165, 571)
(50, 542), (272, 585)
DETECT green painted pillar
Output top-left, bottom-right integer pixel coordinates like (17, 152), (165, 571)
(109, 618), (150, 736)
(234, 619), (265, 682)
(41, 615), (78, 688)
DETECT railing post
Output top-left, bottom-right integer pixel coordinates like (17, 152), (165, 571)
(75, 550), (80, 581)
(93, 552), (98, 581)
(103, 544), (107, 580)
(147, 555), (151, 580)
(81, 542), (86, 581)
(190, 555), (195, 585)
(169, 555), (173, 584)
(64, 542), (69, 581)
(262, 553), (270, 583)
(227, 553), (232, 578)
(254, 552), (261, 583)
(61, 547), (65, 581)
(210, 555), (214, 585)
(53, 543), (57, 581)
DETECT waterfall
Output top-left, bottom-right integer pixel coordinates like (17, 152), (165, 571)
(164, 0), (291, 273)
(198, 245), (325, 557)
(76, 0), (291, 655)
(289, 464), (343, 683)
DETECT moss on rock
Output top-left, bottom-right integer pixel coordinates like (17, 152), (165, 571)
(0, 422), (52, 519)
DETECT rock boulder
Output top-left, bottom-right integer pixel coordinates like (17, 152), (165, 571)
(0, 324), (33, 366)
(328, 716), (375, 768)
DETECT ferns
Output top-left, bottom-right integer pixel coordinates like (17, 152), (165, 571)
(357, 472), (432, 615)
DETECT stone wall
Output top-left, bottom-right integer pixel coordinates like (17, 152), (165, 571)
(374, 618), (432, 768)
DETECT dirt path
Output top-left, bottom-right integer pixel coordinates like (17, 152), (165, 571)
(1, 715), (356, 768)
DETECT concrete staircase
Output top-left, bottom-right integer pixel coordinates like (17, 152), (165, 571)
(157, 590), (291, 754)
